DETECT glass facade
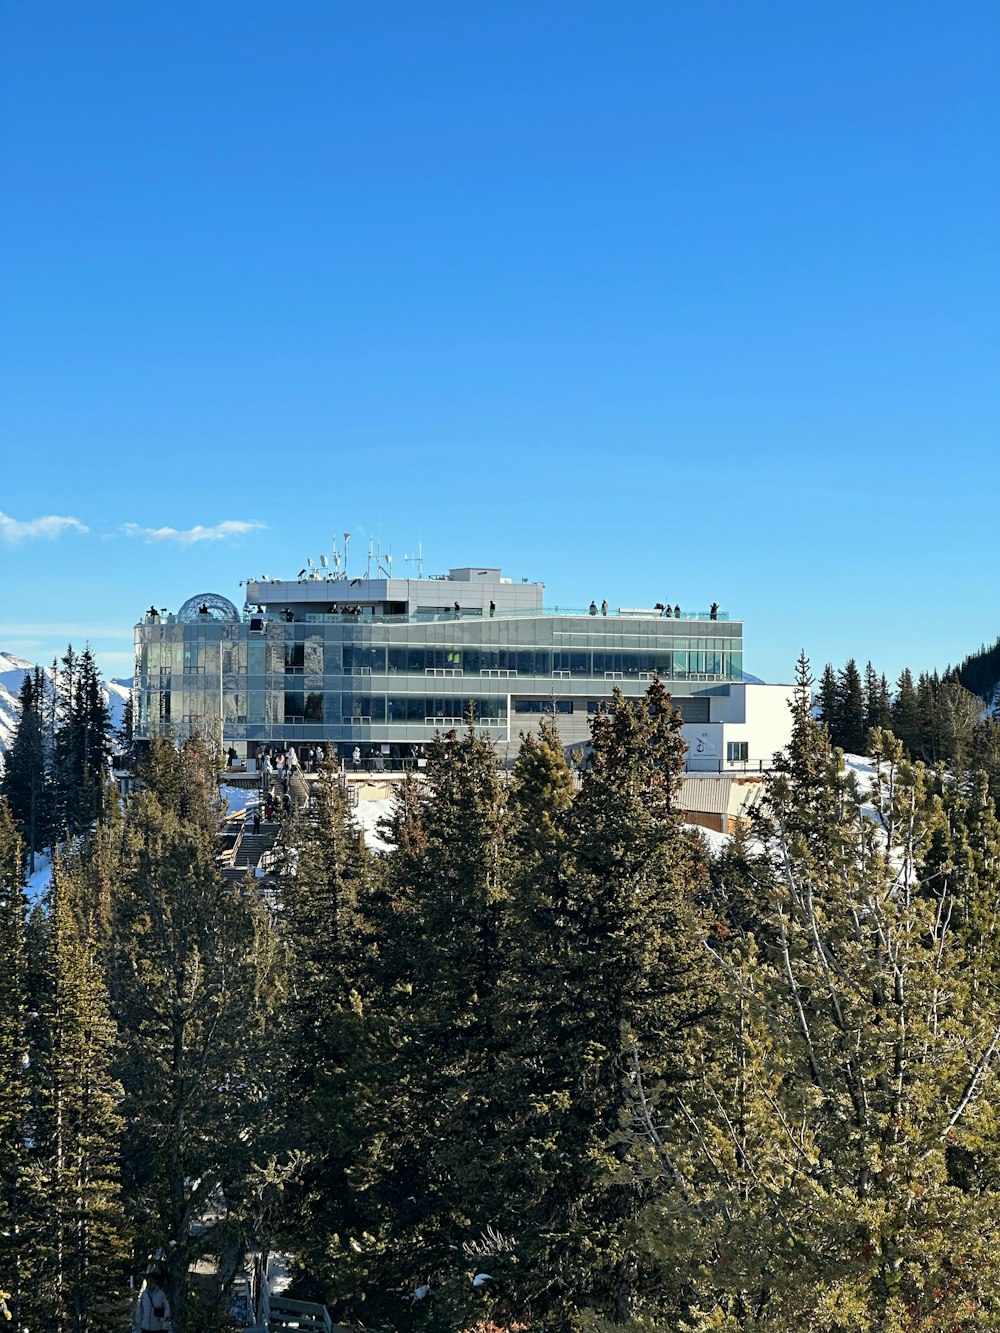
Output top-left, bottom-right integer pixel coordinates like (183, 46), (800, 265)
(134, 574), (743, 762)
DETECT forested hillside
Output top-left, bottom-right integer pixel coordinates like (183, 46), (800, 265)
(816, 655), (1000, 794)
(956, 633), (1000, 705)
(4, 660), (1000, 1331)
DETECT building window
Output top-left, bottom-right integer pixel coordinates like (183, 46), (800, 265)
(726, 741), (749, 763)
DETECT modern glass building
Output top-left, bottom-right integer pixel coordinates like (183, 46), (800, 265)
(133, 565), (787, 771)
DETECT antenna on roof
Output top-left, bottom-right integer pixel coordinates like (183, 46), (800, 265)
(320, 554), (329, 569)
(343, 533), (350, 582)
(404, 542), (423, 579)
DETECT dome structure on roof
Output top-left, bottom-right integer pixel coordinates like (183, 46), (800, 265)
(177, 593), (241, 624)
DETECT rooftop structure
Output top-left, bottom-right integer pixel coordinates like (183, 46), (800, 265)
(133, 561), (792, 772)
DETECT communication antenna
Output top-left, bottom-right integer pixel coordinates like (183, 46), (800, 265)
(320, 554), (329, 569)
(366, 537), (374, 581)
(404, 541), (424, 579)
(343, 532), (350, 581)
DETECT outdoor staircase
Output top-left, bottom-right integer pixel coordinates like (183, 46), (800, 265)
(218, 807), (280, 889)
(244, 1271), (337, 1333)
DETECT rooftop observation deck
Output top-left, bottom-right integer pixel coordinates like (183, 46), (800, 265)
(140, 605), (734, 628)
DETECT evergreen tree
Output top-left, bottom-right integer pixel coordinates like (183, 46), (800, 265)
(354, 721), (513, 1331)
(508, 716), (575, 875)
(863, 660), (892, 736)
(54, 648), (112, 837)
(110, 737), (281, 1331)
(696, 701), (1000, 1329)
(0, 802), (45, 1332)
(118, 693), (134, 751)
(836, 658), (866, 753)
(816, 662), (839, 740)
(513, 678), (715, 1327)
(276, 764), (377, 1318)
(0, 667), (53, 871)
(931, 677), (982, 771)
(31, 846), (130, 1332)
(892, 667), (921, 757)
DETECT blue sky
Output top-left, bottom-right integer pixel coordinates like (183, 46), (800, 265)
(1, 1), (997, 686)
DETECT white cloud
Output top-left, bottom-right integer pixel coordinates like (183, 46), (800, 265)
(0, 511), (89, 543)
(121, 519), (265, 545)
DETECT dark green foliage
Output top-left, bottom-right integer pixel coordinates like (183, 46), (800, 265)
(360, 721), (513, 1331)
(31, 844), (131, 1331)
(0, 803), (45, 1330)
(0, 667), (53, 870)
(118, 693), (134, 750)
(511, 679), (714, 1327)
(956, 631), (1000, 705)
(816, 661), (839, 737)
(275, 765), (376, 1315)
(7, 635), (1000, 1330)
(110, 737), (281, 1331)
(892, 666), (921, 754)
(836, 657), (866, 753)
(863, 660), (892, 735)
(53, 647), (113, 837)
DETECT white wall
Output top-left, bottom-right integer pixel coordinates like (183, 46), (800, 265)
(717, 683), (795, 768)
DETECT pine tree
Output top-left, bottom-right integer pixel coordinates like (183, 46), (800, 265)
(836, 658), (866, 754)
(31, 845), (130, 1332)
(892, 667), (921, 757)
(816, 662), (840, 741)
(275, 764), (377, 1317)
(352, 721), (513, 1331)
(508, 716), (575, 875)
(510, 678), (714, 1327)
(863, 661), (892, 736)
(0, 667), (53, 871)
(0, 802), (45, 1331)
(54, 648), (112, 837)
(118, 693), (134, 751)
(110, 737), (281, 1331)
(697, 705), (1000, 1329)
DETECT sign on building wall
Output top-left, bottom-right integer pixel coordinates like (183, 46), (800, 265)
(690, 729), (719, 759)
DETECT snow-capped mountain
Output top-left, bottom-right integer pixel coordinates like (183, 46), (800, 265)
(0, 651), (131, 761)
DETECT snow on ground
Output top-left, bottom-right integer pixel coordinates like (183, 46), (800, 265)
(690, 824), (732, 855)
(353, 796), (395, 853)
(220, 785), (258, 817)
(352, 791), (737, 858)
(842, 752), (877, 790)
(26, 852), (53, 904)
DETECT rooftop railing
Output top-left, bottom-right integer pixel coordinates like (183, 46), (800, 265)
(141, 606), (733, 628)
